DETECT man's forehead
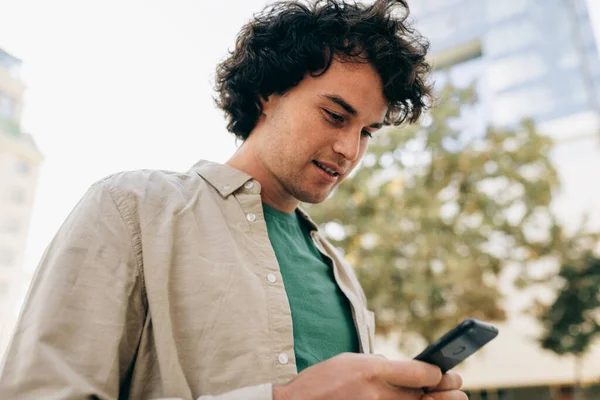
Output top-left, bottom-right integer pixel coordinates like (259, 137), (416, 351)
(315, 61), (386, 106)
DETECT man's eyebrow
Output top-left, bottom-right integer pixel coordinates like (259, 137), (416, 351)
(320, 93), (384, 129)
(321, 94), (357, 116)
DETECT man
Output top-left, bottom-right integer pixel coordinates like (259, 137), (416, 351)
(0, 1), (467, 399)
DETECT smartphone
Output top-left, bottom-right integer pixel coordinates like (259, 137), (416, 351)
(413, 318), (499, 373)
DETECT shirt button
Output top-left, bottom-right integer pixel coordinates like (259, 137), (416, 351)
(246, 213), (256, 222)
(278, 353), (289, 365)
(266, 273), (277, 283)
(244, 181), (255, 190)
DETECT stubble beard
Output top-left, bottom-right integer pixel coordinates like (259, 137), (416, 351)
(276, 167), (332, 205)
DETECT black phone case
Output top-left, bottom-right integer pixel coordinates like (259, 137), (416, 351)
(414, 318), (499, 373)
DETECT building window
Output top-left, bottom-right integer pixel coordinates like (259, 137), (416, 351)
(0, 91), (16, 120)
(0, 248), (15, 266)
(464, 389), (508, 400)
(488, 53), (548, 92)
(413, 0), (465, 16)
(14, 160), (30, 175)
(492, 85), (556, 126)
(486, 0), (531, 22)
(484, 20), (540, 56)
(0, 218), (20, 234)
(8, 188), (26, 205)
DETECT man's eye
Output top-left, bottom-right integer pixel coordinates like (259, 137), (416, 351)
(362, 130), (373, 138)
(324, 110), (344, 123)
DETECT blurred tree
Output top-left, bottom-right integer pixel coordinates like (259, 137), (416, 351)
(537, 256), (600, 399)
(306, 83), (582, 347)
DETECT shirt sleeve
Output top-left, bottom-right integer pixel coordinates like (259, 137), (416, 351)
(0, 183), (146, 399)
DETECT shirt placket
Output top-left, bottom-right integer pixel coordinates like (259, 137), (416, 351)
(233, 180), (298, 383)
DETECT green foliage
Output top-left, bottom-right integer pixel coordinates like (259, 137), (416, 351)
(306, 83), (570, 345)
(538, 256), (600, 356)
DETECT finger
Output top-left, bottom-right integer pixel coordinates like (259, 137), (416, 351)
(382, 384), (423, 400)
(426, 371), (463, 391)
(378, 359), (442, 389)
(422, 389), (468, 400)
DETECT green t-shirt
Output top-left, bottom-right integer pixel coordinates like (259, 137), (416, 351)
(262, 203), (360, 373)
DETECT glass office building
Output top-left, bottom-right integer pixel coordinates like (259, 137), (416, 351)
(407, 2), (600, 398)
(412, 0), (600, 132)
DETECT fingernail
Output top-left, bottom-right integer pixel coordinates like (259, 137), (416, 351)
(423, 397), (434, 400)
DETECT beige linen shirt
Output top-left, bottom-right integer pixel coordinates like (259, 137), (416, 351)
(0, 160), (376, 400)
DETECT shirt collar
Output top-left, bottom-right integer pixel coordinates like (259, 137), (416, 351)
(190, 160), (320, 232)
(296, 206), (319, 231)
(189, 159), (253, 198)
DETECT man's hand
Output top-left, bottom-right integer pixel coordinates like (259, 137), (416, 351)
(422, 370), (465, 400)
(272, 353), (467, 400)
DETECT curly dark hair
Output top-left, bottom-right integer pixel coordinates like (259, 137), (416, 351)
(215, 0), (433, 141)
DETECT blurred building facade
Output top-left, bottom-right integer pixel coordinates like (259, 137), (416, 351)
(393, 0), (600, 399)
(413, 0), (600, 135)
(0, 47), (43, 355)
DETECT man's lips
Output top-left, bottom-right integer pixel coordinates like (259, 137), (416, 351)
(313, 160), (344, 176)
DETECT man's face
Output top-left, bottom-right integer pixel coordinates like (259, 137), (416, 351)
(253, 59), (388, 204)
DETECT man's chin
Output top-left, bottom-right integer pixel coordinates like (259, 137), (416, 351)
(296, 190), (331, 205)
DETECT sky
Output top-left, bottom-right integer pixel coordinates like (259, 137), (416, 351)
(0, 0), (273, 275)
(1, 0), (600, 279)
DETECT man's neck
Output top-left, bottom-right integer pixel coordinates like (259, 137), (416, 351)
(226, 142), (299, 214)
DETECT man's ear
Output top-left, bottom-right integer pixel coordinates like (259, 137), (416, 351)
(259, 95), (270, 116)
(259, 93), (280, 116)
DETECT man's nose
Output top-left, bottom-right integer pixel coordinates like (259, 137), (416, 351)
(332, 128), (361, 162)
